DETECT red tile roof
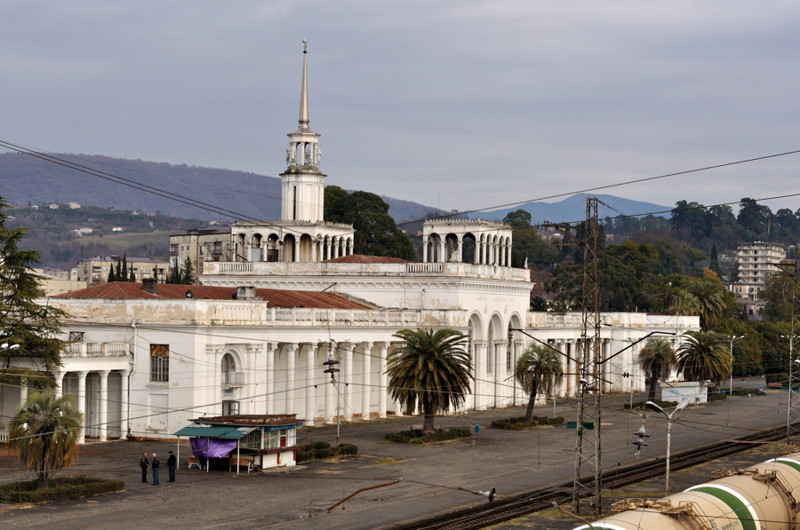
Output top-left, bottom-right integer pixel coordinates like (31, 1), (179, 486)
(325, 254), (409, 264)
(57, 282), (373, 309)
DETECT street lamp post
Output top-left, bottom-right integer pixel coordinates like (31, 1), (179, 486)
(782, 334), (799, 442)
(727, 335), (744, 397)
(323, 348), (341, 445)
(646, 399), (689, 496)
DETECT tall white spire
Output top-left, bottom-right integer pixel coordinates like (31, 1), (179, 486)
(282, 40), (324, 223)
(298, 39), (310, 131)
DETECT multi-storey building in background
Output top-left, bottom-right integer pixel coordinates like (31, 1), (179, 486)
(732, 241), (786, 315)
(75, 255), (169, 285)
(169, 227), (231, 277)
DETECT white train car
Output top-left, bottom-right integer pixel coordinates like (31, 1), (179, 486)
(575, 452), (800, 529)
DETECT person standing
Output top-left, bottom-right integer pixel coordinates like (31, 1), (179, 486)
(167, 451), (177, 482)
(151, 452), (160, 485)
(140, 452), (149, 483)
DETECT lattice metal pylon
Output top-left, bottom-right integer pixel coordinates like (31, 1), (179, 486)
(572, 197), (603, 515)
(788, 248), (799, 442)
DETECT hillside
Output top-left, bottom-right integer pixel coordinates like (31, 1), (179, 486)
(482, 193), (671, 225)
(0, 152), (442, 224)
(7, 205), (204, 270)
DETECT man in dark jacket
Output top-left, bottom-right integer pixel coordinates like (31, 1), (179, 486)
(151, 453), (160, 485)
(140, 452), (149, 483)
(167, 451), (177, 482)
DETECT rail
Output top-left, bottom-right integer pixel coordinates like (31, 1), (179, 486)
(395, 422), (792, 530)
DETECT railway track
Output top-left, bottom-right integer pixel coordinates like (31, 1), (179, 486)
(395, 423), (792, 530)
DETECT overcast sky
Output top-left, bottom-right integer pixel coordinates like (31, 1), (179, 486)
(4, 1), (800, 214)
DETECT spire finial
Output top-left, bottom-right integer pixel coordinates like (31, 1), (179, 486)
(303, 38), (307, 53)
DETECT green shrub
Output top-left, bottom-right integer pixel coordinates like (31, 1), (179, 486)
(491, 416), (565, 430)
(766, 373), (787, 384)
(0, 476), (123, 503)
(336, 443), (358, 456)
(311, 441), (331, 450)
(296, 450), (313, 463)
(384, 428), (471, 444)
(315, 447), (336, 459)
(707, 392), (727, 402)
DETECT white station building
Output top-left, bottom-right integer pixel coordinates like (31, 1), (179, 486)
(0, 46), (699, 443)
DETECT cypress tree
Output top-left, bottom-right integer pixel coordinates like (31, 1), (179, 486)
(121, 253), (128, 282)
(181, 258), (195, 285)
(107, 265), (115, 284)
(709, 243), (721, 276)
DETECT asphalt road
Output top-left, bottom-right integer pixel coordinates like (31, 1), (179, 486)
(0, 377), (789, 529)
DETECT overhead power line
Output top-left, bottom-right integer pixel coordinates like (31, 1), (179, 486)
(398, 148), (800, 226)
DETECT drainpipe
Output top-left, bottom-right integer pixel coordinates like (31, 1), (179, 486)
(128, 319), (138, 439)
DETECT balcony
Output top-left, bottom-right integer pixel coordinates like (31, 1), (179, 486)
(63, 342), (130, 358)
(222, 371), (245, 386)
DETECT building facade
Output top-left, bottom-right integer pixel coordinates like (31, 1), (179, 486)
(732, 242), (786, 314)
(169, 226), (232, 277)
(1, 45), (700, 444)
(75, 255), (169, 285)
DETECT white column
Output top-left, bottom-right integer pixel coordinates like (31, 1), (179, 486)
(506, 242), (512, 267)
(285, 343), (297, 414)
(294, 240), (300, 263)
(438, 238), (446, 263)
(344, 344), (353, 421)
(377, 342), (388, 419)
(333, 237), (340, 259)
(98, 370), (109, 442)
(305, 344), (316, 426)
(77, 371), (87, 444)
(311, 241), (317, 262)
(325, 236), (331, 260)
(120, 369), (129, 440)
(265, 342), (275, 414)
(475, 341), (487, 410)
(360, 342), (372, 421)
(513, 340), (523, 404)
(348, 239), (354, 256)
(422, 236), (429, 263)
(456, 236), (463, 263)
(53, 371), (64, 399)
(495, 340), (507, 407)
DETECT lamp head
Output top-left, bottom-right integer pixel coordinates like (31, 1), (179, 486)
(645, 401), (665, 414)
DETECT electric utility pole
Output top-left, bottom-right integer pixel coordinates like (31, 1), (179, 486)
(572, 197), (602, 515)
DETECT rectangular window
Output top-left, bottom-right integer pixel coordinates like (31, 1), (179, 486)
(222, 400), (240, 416)
(268, 430), (279, 449)
(150, 344), (169, 382)
(69, 331), (85, 343)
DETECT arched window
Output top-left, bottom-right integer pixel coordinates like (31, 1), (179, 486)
(222, 353), (237, 385)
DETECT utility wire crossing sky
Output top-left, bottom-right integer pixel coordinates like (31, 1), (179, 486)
(3, 1), (800, 212)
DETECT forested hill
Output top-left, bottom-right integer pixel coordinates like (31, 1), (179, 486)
(0, 152), (442, 224)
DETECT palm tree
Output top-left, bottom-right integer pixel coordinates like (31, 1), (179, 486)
(515, 344), (563, 422)
(386, 328), (472, 433)
(638, 338), (677, 402)
(9, 391), (83, 488)
(669, 289), (699, 316)
(676, 331), (731, 388)
(691, 279), (726, 331)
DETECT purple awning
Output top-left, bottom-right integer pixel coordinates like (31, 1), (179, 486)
(190, 437), (238, 459)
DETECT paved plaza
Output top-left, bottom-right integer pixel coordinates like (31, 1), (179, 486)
(0, 378), (791, 529)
